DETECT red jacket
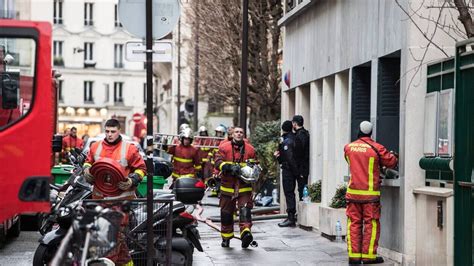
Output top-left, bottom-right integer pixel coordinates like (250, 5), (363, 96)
(344, 137), (397, 202)
(62, 135), (84, 150)
(85, 139), (146, 197)
(215, 140), (257, 196)
(167, 144), (201, 179)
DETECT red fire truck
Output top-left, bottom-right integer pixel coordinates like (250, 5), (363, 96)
(0, 19), (55, 246)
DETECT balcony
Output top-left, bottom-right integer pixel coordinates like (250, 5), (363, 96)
(84, 60), (96, 68)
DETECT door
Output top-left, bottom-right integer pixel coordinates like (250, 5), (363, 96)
(0, 20), (53, 221)
(454, 38), (474, 266)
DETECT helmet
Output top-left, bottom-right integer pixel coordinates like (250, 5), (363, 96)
(180, 127), (194, 140)
(179, 123), (190, 133)
(215, 125), (226, 133)
(359, 121), (373, 135)
(198, 125), (208, 135)
(239, 164), (261, 184)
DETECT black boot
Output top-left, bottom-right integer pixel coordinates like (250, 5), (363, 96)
(241, 231), (253, 248)
(348, 258), (361, 265)
(278, 213), (296, 227)
(221, 238), (230, 248)
(362, 256), (384, 264)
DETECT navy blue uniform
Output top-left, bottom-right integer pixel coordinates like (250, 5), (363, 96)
(277, 132), (299, 215)
(294, 127), (310, 200)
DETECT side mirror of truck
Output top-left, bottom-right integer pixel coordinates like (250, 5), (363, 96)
(1, 72), (19, 109)
(52, 134), (63, 153)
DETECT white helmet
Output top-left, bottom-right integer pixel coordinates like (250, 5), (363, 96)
(215, 125), (226, 133)
(198, 126), (207, 133)
(179, 123), (190, 133)
(359, 121), (373, 135)
(240, 164), (262, 184)
(180, 127), (193, 139)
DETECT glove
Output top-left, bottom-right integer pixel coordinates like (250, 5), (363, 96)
(83, 167), (94, 184)
(230, 164), (241, 176)
(118, 178), (133, 191)
(221, 164), (233, 174)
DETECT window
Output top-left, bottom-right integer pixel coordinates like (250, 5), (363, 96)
(84, 3), (94, 26)
(53, 41), (64, 66)
(58, 80), (64, 102)
(143, 83), (147, 103)
(114, 82), (123, 103)
(53, 0), (63, 25)
(84, 42), (95, 67)
(84, 81), (94, 103)
(114, 44), (124, 68)
(114, 5), (122, 27)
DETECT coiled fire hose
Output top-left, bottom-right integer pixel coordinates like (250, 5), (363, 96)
(90, 158), (127, 197)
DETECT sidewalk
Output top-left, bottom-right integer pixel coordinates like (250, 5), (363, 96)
(193, 195), (349, 266)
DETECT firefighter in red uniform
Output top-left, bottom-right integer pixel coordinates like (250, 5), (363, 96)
(62, 127), (84, 162)
(215, 127), (257, 248)
(83, 118), (146, 266)
(344, 121), (397, 265)
(163, 128), (201, 186)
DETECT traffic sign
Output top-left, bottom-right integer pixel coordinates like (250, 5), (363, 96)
(125, 41), (173, 62)
(118, 0), (181, 40)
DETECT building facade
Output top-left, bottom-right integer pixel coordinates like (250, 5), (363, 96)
(279, 0), (460, 265)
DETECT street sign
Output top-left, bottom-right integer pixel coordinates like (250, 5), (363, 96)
(118, 0), (181, 40)
(125, 41), (173, 62)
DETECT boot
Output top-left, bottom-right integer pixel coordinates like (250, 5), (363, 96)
(241, 231), (253, 248)
(362, 256), (384, 264)
(348, 258), (361, 265)
(221, 238), (230, 248)
(278, 213), (296, 227)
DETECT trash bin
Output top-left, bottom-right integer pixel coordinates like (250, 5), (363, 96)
(137, 176), (166, 197)
(51, 164), (74, 185)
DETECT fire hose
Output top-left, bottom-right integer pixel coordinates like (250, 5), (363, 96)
(90, 158), (127, 197)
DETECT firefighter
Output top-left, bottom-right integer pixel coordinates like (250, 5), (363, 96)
(163, 127), (201, 186)
(83, 118), (146, 265)
(62, 126), (84, 163)
(207, 125), (227, 197)
(215, 126), (257, 248)
(197, 126), (212, 181)
(275, 120), (299, 227)
(344, 121), (397, 265)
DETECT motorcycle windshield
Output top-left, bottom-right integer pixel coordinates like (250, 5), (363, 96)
(90, 211), (123, 257)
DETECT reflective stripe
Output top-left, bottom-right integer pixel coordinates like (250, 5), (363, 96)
(202, 158), (209, 162)
(83, 163), (92, 168)
(368, 219), (377, 257)
(134, 169), (145, 177)
(240, 227), (251, 237)
(345, 156), (350, 166)
(220, 186), (252, 193)
(94, 140), (128, 167)
(368, 157), (374, 192)
(346, 188), (381, 196)
(219, 161), (248, 170)
(221, 232), (234, 238)
(173, 156), (193, 163)
(194, 165), (202, 170)
(123, 260), (134, 266)
(172, 172), (194, 179)
(347, 218), (362, 258)
(219, 162), (229, 170)
(362, 254), (377, 259)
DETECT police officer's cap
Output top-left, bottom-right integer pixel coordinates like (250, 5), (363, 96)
(282, 120), (293, 132)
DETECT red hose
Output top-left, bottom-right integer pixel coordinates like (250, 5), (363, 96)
(90, 158), (127, 197)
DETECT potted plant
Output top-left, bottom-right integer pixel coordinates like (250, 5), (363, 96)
(298, 180), (322, 229)
(319, 184), (347, 239)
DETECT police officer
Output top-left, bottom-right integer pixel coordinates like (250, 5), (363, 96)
(275, 120), (299, 227)
(292, 115), (310, 200)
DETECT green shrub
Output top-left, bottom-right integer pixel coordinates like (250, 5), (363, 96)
(308, 180), (322, 203)
(250, 120), (280, 180)
(329, 184), (347, 208)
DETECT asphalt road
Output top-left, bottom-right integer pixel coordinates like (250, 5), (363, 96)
(0, 231), (39, 266)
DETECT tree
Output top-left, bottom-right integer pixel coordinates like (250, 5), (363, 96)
(186, 0), (283, 132)
(395, 0), (474, 97)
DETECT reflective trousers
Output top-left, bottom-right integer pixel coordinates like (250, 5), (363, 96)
(219, 193), (253, 239)
(346, 201), (381, 261)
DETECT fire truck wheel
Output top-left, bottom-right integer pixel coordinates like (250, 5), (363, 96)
(8, 219), (20, 238)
